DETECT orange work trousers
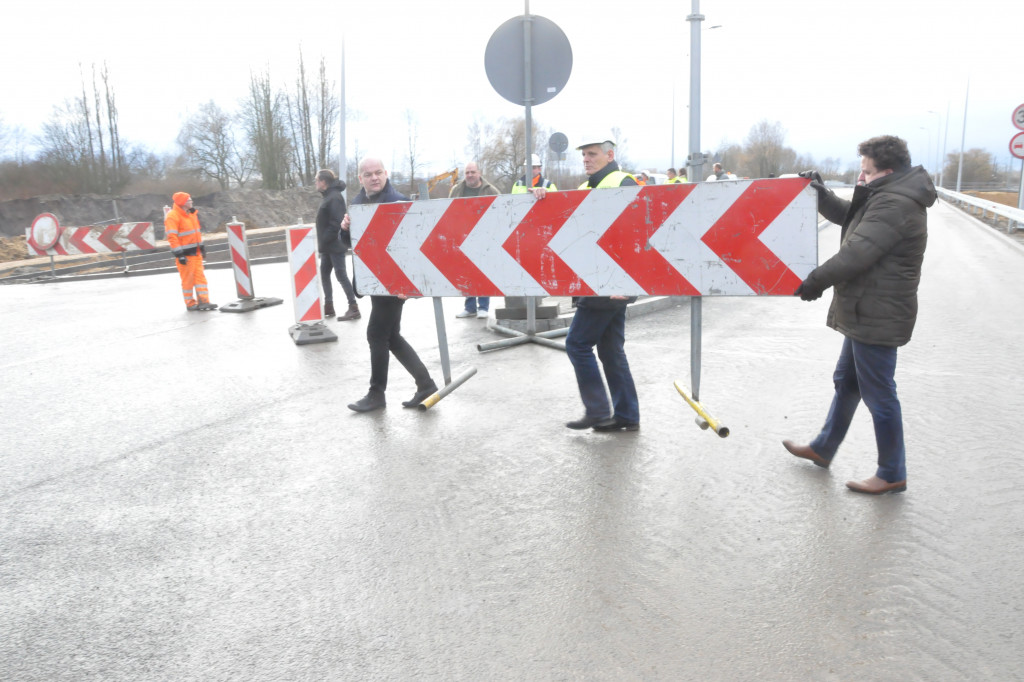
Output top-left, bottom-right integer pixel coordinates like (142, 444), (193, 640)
(175, 254), (210, 308)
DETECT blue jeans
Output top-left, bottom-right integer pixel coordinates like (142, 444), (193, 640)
(565, 305), (639, 423)
(463, 297), (489, 313)
(810, 337), (906, 482)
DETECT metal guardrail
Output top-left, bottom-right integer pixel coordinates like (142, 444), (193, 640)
(937, 187), (1024, 233)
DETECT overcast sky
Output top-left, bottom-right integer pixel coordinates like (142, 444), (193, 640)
(2, 0), (1022, 178)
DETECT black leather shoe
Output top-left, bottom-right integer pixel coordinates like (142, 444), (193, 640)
(402, 384), (438, 408)
(782, 440), (830, 468)
(566, 414), (611, 430)
(593, 417), (640, 432)
(348, 393), (385, 412)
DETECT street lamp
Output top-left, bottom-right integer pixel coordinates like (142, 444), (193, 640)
(927, 110), (942, 185)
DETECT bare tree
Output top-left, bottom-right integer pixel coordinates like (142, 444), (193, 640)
(404, 109), (427, 195)
(744, 119), (789, 178)
(315, 56), (339, 171)
(287, 51), (317, 186)
(241, 69), (293, 190)
(945, 148), (997, 189)
(465, 116), (550, 192)
(177, 100), (252, 189)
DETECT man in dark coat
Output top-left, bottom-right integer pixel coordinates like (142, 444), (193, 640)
(784, 135), (936, 495)
(530, 134), (640, 432)
(315, 169), (359, 320)
(341, 157), (438, 413)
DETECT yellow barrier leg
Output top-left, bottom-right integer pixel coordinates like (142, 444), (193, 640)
(418, 367), (478, 411)
(673, 380), (730, 438)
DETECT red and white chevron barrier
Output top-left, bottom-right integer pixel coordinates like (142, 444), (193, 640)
(26, 213), (156, 256)
(286, 226), (323, 323)
(220, 220), (284, 314)
(227, 220), (253, 298)
(350, 178), (817, 297)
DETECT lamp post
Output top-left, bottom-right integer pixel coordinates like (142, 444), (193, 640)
(927, 110), (941, 185)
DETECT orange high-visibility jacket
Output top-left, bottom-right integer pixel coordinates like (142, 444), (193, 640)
(165, 205), (203, 257)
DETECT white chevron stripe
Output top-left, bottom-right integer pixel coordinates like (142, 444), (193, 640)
(552, 186), (645, 294)
(461, 194), (543, 295)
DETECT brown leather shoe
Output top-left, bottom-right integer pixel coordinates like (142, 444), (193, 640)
(782, 440), (830, 468)
(846, 475), (906, 495)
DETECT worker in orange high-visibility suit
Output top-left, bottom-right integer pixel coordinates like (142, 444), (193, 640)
(165, 192), (217, 311)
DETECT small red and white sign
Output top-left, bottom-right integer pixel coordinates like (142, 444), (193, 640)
(1013, 103), (1024, 131)
(350, 179), (817, 297)
(25, 214), (156, 256)
(226, 221), (253, 298)
(286, 226), (323, 323)
(1011, 132), (1024, 160)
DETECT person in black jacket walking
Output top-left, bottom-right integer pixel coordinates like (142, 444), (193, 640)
(315, 169), (359, 320)
(341, 157), (438, 413)
(785, 135), (936, 495)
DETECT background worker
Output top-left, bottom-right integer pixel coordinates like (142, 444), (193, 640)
(315, 169), (359, 321)
(341, 157), (438, 413)
(449, 161), (500, 320)
(511, 154), (557, 194)
(165, 192), (216, 311)
(530, 134), (640, 432)
(784, 135), (936, 495)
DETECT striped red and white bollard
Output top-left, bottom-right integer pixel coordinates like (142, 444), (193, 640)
(287, 224), (336, 344)
(220, 218), (283, 313)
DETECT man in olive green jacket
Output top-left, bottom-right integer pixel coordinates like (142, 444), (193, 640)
(784, 135), (936, 495)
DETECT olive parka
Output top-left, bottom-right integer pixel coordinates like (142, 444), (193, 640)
(805, 165), (937, 347)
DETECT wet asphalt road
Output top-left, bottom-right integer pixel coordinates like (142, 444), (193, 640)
(1, 200), (1022, 680)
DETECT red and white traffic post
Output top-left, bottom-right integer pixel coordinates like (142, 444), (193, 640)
(286, 223), (336, 345)
(219, 218), (283, 313)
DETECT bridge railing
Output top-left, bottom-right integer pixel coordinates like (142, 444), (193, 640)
(937, 187), (1024, 233)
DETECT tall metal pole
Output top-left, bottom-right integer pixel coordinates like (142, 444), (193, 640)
(940, 101), (950, 189)
(523, 0), (537, 335)
(956, 78), (969, 193)
(686, 1), (704, 185)
(686, 0), (704, 400)
(339, 35), (347, 184)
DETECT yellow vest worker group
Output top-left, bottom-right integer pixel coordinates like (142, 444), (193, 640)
(165, 192), (215, 311)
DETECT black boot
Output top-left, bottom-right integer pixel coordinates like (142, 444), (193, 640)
(338, 302), (360, 321)
(324, 301), (336, 318)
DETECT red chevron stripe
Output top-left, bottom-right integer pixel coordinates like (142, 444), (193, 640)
(126, 223), (154, 250)
(97, 225), (124, 252)
(701, 178), (808, 294)
(294, 252), (317, 295)
(597, 185), (700, 295)
(68, 228), (95, 254)
(502, 191), (594, 295)
(421, 196), (502, 295)
(353, 202), (421, 296)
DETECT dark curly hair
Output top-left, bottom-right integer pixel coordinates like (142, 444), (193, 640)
(858, 135), (911, 172)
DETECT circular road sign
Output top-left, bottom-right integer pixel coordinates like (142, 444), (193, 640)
(30, 213), (61, 250)
(1011, 132), (1024, 160)
(485, 15), (572, 107)
(1013, 103), (1024, 131)
(549, 132), (568, 153)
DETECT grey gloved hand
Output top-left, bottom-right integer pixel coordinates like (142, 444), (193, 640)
(798, 170), (826, 193)
(177, 254), (188, 265)
(794, 278), (825, 301)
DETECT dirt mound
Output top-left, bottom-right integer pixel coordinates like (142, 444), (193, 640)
(0, 188), (322, 246)
(966, 191), (1019, 208)
(0, 235), (29, 262)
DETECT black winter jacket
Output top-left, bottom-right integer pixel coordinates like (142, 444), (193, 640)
(807, 166), (936, 347)
(316, 179), (349, 254)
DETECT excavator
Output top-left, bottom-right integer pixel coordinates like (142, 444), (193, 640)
(425, 168), (459, 196)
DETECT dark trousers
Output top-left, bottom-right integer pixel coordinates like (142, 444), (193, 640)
(366, 296), (434, 395)
(810, 337), (906, 482)
(320, 250), (356, 305)
(565, 305), (640, 423)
